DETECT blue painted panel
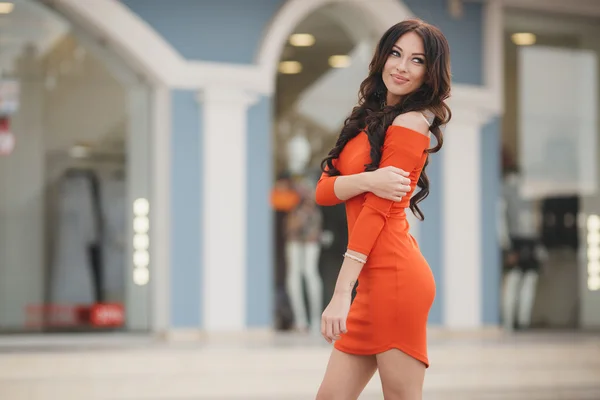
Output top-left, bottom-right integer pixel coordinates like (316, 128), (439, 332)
(418, 152), (444, 325)
(403, 0), (483, 85)
(170, 90), (202, 328)
(481, 118), (501, 324)
(246, 96), (274, 327)
(121, 0), (286, 63)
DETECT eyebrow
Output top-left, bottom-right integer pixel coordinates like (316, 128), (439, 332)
(393, 45), (425, 57)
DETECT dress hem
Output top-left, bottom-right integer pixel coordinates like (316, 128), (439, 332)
(334, 341), (430, 368)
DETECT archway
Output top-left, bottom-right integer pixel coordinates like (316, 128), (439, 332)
(257, 0), (414, 85)
(263, 0), (416, 332)
(51, 0), (176, 333)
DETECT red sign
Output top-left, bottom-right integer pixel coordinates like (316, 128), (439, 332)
(90, 303), (125, 327)
(0, 117), (14, 156)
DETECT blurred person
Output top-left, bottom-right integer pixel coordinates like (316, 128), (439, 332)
(285, 180), (323, 334)
(271, 172), (300, 330)
(500, 146), (546, 331)
(314, 19), (451, 399)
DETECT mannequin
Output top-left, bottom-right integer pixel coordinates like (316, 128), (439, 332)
(500, 147), (547, 331)
(49, 169), (99, 326)
(285, 132), (324, 334)
(271, 171), (299, 330)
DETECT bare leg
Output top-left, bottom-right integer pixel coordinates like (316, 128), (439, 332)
(376, 349), (426, 400)
(517, 270), (539, 328)
(316, 348), (377, 400)
(304, 242), (323, 334)
(286, 241), (308, 330)
(502, 268), (523, 331)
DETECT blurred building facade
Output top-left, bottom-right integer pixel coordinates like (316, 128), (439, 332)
(0, 0), (598, 339)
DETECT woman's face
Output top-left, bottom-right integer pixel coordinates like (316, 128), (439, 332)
(382, 31), (427, 106)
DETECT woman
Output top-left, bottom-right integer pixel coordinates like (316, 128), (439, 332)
(314, 19), (451, 399)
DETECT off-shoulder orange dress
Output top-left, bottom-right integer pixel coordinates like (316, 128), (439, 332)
(315, 125), (436, 367)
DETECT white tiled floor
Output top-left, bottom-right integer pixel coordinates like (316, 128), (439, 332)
(0, 330), (599, 399)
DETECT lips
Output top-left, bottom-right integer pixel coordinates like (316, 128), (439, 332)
(391, 74), (409, 84)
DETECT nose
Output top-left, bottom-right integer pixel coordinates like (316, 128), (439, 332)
(396, 58), (408, 73)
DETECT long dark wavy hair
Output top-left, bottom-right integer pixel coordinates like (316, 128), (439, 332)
(320, 19), (452, 220)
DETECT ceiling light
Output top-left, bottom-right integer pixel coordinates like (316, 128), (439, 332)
(289, 33), (315, 47)
(0, 2), (14, 14)
(511, 32), (536, 46)
(278, 61), (302, 74)
(69, 144), (90, 159)
(329, 55), (351, 68)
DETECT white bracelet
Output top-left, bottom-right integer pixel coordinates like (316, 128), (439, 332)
(343, 252), (367, 264)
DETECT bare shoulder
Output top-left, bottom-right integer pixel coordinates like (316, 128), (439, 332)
(391, 111), (430, 137)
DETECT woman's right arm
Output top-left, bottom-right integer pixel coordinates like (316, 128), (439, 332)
(315, 166), (411, 206)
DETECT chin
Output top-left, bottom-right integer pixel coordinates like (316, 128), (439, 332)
(387, 89), (412, 104)
(390, 89), (408, 97)
(385, 83), (415, 100)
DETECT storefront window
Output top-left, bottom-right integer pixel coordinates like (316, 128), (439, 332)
(0, 0), (152, 333)
(501, 9), (600, 330)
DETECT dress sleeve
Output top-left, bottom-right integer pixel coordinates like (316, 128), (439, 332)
(315, 165), (343, 206)
(347, 126), (430, 256)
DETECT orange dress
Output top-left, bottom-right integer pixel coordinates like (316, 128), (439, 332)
(315, 125), (436, 367)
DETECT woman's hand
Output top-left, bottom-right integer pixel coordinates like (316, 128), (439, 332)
(367, 166), (411, 201)
(321, 291), (352, 343)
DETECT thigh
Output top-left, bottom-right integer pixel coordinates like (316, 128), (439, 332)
(376, 349), (426, 400)
(316, 348), (377, 400)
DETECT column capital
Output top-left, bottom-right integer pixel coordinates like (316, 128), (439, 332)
(196, 87), (260, 108)
(448, 85), (501, 127)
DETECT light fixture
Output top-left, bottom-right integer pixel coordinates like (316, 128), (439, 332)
(279, 61), (302, 74)
(69, 144), (90, 159)
(132, 198), (150, 286)
(289, 33), (315, 47)
(133, 250), (150, 267)
(133, 234), (150, 250)
(0, 2), (14, 14)
(133, 198), (150, 216)
(587, 214), (600, 291)
(133, 216), (149, 233)
(133, 267), (150, 286)
(511, 32), (536, 46)
(588, 214), (600, 231)
(329, 55), (352, 68)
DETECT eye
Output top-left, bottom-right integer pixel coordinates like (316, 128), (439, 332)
(413, 57), (425, 64)
(390, 50), (400, 57)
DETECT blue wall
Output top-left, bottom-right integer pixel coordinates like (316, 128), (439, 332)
(420, 153), (444, 325)
(122, 0), (482, 86)
(481, 118), (501, 324)
(404, 0), (483, 85)
(170, 90), (202, 328)
(121, 0), (286, 64)
(246, 96), (274, 327)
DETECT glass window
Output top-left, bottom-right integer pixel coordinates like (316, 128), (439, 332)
(0, 0), (152, 333)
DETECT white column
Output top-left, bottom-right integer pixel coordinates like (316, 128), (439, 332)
(150, 85), (171, 334)
(198, 87), (258, 331)
(442, 108), (486, 329)
(126, 84), (152, 330)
